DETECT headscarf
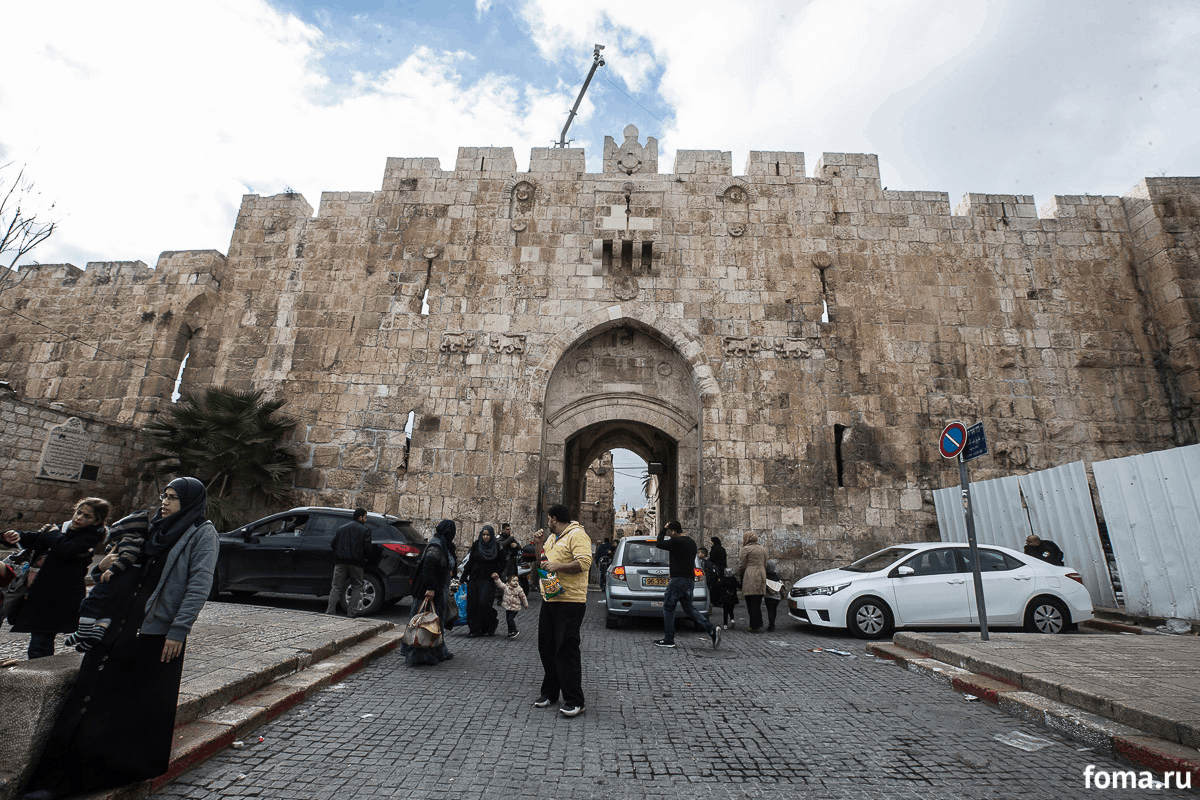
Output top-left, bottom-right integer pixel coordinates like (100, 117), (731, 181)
(433, 519), (457, 553)
(474, 524), (499, 560)
(766, 559), (780, 580)
(144, 476), (208, 556)
(742, 530), (759, 545)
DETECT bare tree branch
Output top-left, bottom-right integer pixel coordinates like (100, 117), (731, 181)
(0, 162), (58, 294)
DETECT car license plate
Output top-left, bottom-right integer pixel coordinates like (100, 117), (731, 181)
(644, 576), (668, 587)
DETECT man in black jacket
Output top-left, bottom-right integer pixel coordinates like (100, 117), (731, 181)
(1024, 534), (1065, 567)
(326, 508), (373, 617)
(653, 521), (720, 649)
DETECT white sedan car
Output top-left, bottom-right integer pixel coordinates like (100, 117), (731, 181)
(787, 542), (1094, 639)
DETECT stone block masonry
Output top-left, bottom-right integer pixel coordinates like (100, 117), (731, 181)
(1, 125), (1198, 579)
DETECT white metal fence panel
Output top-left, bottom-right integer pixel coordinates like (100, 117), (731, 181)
(1092, 443), (1200, 620)
(934, 475), (1024, 545)
(1018, 461), (1116, 609)
(934, 464), (1116, 609)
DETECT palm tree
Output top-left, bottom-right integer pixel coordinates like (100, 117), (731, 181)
(140, 387), (299, 528)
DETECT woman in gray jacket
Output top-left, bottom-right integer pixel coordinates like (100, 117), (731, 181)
(22, 477), (218, 800)
(737, 531), (769, 632)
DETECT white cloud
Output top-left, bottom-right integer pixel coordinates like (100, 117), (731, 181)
(4, 0), (1198, 269)
(1, 0), (570, 267)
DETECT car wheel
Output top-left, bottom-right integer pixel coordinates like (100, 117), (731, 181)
(346, 573), (385, 616)
(1025, 596), (1069, 634)
(605, 613), (619, 629)
(847, 597), (894, 639)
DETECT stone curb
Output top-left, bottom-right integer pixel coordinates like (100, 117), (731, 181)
(82, 626), (403, 800)
(866, 640), (1200, 784)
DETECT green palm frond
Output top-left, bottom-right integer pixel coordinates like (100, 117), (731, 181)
(140, 386), (299, 528)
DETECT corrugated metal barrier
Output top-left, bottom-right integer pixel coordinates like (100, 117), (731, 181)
(1092, 443), (1200, 620)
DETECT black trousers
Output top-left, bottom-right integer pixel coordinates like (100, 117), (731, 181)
(537, 601), (586, 707)
(745, 594), (764, 630)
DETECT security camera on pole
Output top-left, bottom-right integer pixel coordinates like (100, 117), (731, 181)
(939, 420), (990, 641)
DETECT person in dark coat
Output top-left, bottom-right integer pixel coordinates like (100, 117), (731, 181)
(764, 559), (785, 632)
(3, 497), (111, 659)
(497, 522), (522, 581)
(325, 507), (373, 617)
(709, 537), (728, 573)
(714, 568), (741, 629)
(22, 477), (218, 800)
(464, 525), (503, 636)
(404, 519), (456, 667)
(1024, 535), (1065, 566)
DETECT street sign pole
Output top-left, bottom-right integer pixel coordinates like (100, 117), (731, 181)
(958, 453), (989, 642)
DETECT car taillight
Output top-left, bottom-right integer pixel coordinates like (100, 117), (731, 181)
(382, 542), (421, 557)
(693, 567), (704, 581)
(1066, 572), (1084, 585)
(612, 566), (627, 582)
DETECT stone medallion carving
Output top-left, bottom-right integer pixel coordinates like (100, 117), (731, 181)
(423, 246), (442, 260)
(575, 358), (592, 375)
(657, 362), (673, 377)
(613, 276), (640, 301)
(503, 177), (539, 232)
(812, 251), (832, 269)
(718, 179), (751, 237)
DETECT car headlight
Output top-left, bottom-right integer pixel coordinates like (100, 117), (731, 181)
(792, 582), (852, 597)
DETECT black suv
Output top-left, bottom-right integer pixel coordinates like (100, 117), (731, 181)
(213, 507), (424, 615)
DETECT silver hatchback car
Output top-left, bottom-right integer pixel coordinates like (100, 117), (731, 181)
(604, 535), (711, 629)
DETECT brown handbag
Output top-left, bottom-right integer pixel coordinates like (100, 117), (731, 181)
(402, 598), (443, 649)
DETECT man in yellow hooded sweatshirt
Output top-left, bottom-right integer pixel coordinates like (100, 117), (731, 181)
(531, 504), (592, 718)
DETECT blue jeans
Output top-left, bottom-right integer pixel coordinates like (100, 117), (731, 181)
(662, 577), (714, 643)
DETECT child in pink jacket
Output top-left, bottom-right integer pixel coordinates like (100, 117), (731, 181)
(492, 572), (529, 639)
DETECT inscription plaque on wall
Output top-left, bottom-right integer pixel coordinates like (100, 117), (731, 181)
(37, 417), (91, 482)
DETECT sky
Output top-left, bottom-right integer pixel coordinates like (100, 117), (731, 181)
(3, 0), (1198, 507)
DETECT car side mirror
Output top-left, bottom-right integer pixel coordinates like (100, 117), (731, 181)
(895, 566), (915, 577)
(242, 530), (253, 542)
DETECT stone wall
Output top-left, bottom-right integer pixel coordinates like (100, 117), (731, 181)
(2, 127), (1197, 578)
(0, 393), (143, 529)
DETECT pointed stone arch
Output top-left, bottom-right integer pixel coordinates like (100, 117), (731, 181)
(533, 310), (718, 536)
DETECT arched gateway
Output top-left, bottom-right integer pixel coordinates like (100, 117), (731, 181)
(535, 310), (717, 536)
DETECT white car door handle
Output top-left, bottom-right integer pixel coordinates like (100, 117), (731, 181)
(1014, 575), (1032, 581)
(947, 579), (965, 584)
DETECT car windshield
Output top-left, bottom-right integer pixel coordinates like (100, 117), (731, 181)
(621, 543), (668, 566)
(844, 547), (916, 573)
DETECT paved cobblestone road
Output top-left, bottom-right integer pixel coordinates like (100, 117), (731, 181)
(152, 596), (1193, 800)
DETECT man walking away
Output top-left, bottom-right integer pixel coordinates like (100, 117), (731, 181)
(532, 504), (592, 718)
(326, 508), (373, 617)
(653, 521), (721, 650)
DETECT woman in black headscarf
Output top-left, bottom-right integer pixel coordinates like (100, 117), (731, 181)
(404, 519), (456, 667)
(22, 477), (219, 800)
(464, 524), (503, 636)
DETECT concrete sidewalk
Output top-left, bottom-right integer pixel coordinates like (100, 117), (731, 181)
(0, 602), (401, 800)
(868, 630), (1200, 781)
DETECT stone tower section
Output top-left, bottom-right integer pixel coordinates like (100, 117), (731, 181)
(2, 128), (1198, 578)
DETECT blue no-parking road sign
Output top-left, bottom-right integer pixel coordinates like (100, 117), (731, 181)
(939, 421), (967, 459)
